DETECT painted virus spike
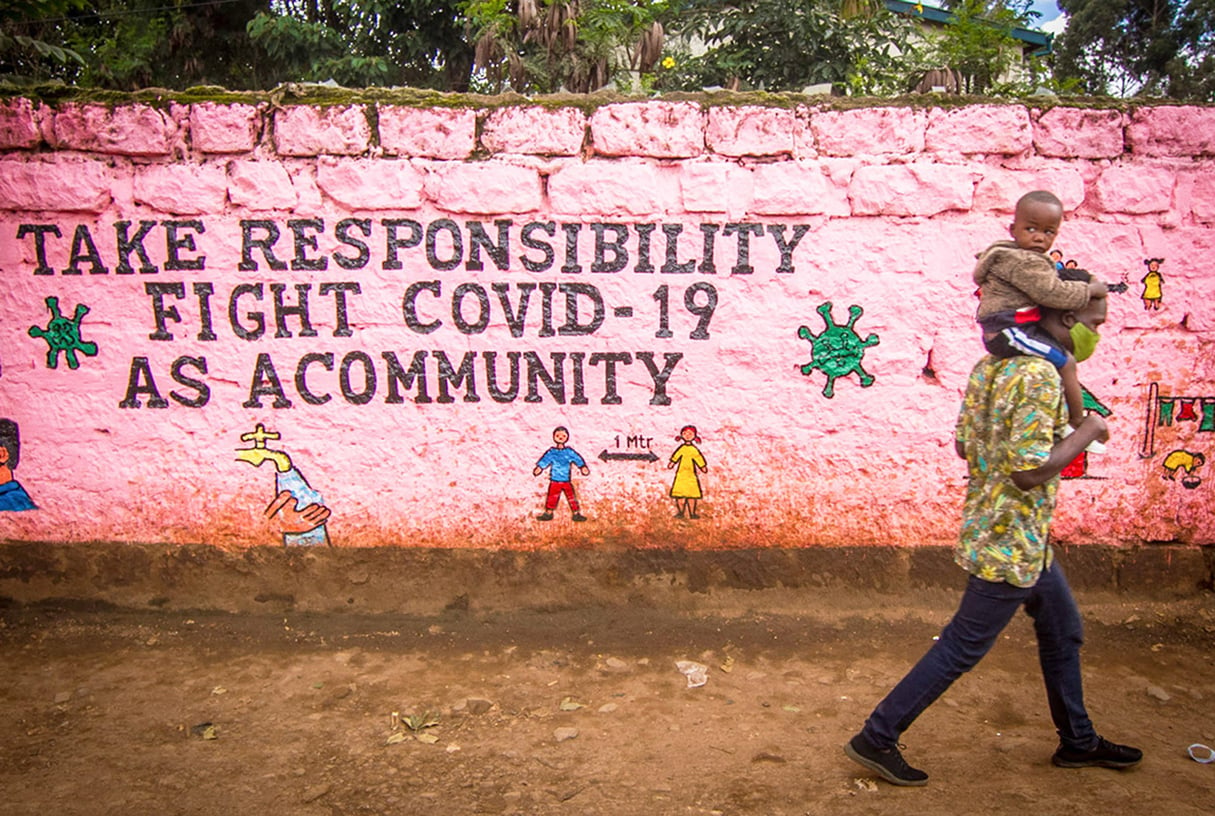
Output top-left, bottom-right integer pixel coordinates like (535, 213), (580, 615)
(797, 300), (880, 398)
(28, 295), (99, 370)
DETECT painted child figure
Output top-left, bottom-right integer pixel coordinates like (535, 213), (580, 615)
(973, 190), (1107, 442)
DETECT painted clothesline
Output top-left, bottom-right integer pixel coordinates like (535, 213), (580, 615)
(1140, 382), (1215, 458)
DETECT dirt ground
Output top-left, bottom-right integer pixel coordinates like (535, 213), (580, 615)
(2, 590), (1214, 816)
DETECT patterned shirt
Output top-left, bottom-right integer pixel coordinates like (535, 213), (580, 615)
(954, 355), (1067, 587)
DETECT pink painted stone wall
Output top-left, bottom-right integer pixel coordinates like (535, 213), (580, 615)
(0, 97), (1212, 551)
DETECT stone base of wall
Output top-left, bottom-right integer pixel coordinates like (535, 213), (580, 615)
(1, 542), (1209, 615)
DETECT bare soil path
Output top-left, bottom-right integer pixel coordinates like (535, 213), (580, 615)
(2, 591), (1214, 815)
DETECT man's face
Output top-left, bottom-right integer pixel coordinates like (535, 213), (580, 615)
(1063, 295), (1108, 351)
(553, 429), (569, 446)
(1009, 199), (1063, 254)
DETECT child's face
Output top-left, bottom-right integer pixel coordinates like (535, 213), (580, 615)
(1009, 199), (1063, 254)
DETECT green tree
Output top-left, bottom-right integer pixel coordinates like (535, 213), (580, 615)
(0, 0), (87, 85)
(1054, 0), (1215, 99)
(247, 0), (474, 90)
(3, 0), (474, 91)
(65, 0), (268, 90)
(655, 0), (920, 95)
(927, 0), (1039, 94)
(462, 0), (669, 94)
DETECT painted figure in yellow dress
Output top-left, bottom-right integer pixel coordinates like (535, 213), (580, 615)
(1141, 258), (1164, 311)
(668, 425), (708, 519)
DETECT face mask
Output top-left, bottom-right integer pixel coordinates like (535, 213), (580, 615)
(1070, 321), (1100, 362)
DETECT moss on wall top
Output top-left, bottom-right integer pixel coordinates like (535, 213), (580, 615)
(1, 81), (1205, 113)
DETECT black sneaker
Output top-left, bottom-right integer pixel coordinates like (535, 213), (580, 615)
(1052, 737), (1142, 769)
(536, 511), (554, 521)
(844, 733), (928, 786)
(571, 513), (587, 522)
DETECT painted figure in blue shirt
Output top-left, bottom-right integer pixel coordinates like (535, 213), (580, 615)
(533, 426), (589, 522)
(0, 418), (36, 512)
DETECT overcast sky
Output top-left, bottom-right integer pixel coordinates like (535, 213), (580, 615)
(1029, 0), (1068, 34)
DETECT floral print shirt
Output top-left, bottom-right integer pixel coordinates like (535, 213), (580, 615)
(954, 355), (1066, 587)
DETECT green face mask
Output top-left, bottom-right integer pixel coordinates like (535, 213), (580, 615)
(1070, 321), (1100, 362)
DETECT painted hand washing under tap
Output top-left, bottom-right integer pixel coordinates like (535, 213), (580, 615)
(236, 423), (332, 546)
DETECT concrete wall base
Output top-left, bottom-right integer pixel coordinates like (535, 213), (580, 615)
(1, 542), (1210, 616)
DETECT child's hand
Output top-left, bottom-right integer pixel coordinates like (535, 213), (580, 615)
(1088, 279), (1108, 299)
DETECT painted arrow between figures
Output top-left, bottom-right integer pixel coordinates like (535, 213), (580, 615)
(598, 450), (659, 463)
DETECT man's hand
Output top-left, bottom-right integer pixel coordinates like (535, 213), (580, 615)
(1082, 412), (1110, 444)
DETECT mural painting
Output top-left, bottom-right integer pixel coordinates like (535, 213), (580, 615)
(1141, 258), (1165, 311)
(533, 426), (590, 522)
(235, 423), (332, 545)
(28, 295), (98, 370)
(0, 99), (1211, 551)
(668, 424), (708, 519)
(1060, 389), (1113, 480)
(0, 418), (36, 512)
(797, 301), (880, 398)
(1141, 382), (1212, 492)
(1162, 450), (1205, 489)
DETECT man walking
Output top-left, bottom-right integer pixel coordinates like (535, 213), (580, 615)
(844, 270), (1141, 785)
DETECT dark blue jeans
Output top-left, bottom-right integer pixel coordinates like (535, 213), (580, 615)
(861, 562), (1098, 752)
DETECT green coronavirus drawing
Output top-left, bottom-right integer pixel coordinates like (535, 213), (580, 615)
(797, 301), (880, 398)
(28, 296), (98, 370)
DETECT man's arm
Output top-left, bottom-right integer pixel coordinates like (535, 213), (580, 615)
(1010, 413), (1109, 490)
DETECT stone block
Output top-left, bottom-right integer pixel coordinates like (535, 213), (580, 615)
(0, 97), (40, 149)
(811, 106), (928, 156)
(1033, 107), (1124, 159)
(1093, 165), (1175, 214)
(548, 161), (663, 216)
(0, 158), (112, 212)
(189, 102), (261, 153)
(849, 163), (977, 216)
(926, 105), (1032, 156)
(792, 106), (816, 158)
(749, 162), (835, 215)
(274, 105), (370, 156)
(972, 166), (1086, 213)
(227, 160), (297, 209)
(590, 102), (704, 158)
(316, 157), (423, 209)
(134, 163), (228, 214)
(378, 106), (476, 158)
(1128, 106), (1215, 157)
(482, 106), (585, 155)
(50, 103), (174, 156)
(706, 106), (795, 157)
(1189, 167), (1215, 223)
(428, 161), (542, 214)
(289, 164), (324, 211)
(680, 162), (753, 214)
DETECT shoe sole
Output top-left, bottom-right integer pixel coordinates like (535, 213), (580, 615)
(844, 743), (928, 787)
(1052, 756), (1141, 769)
